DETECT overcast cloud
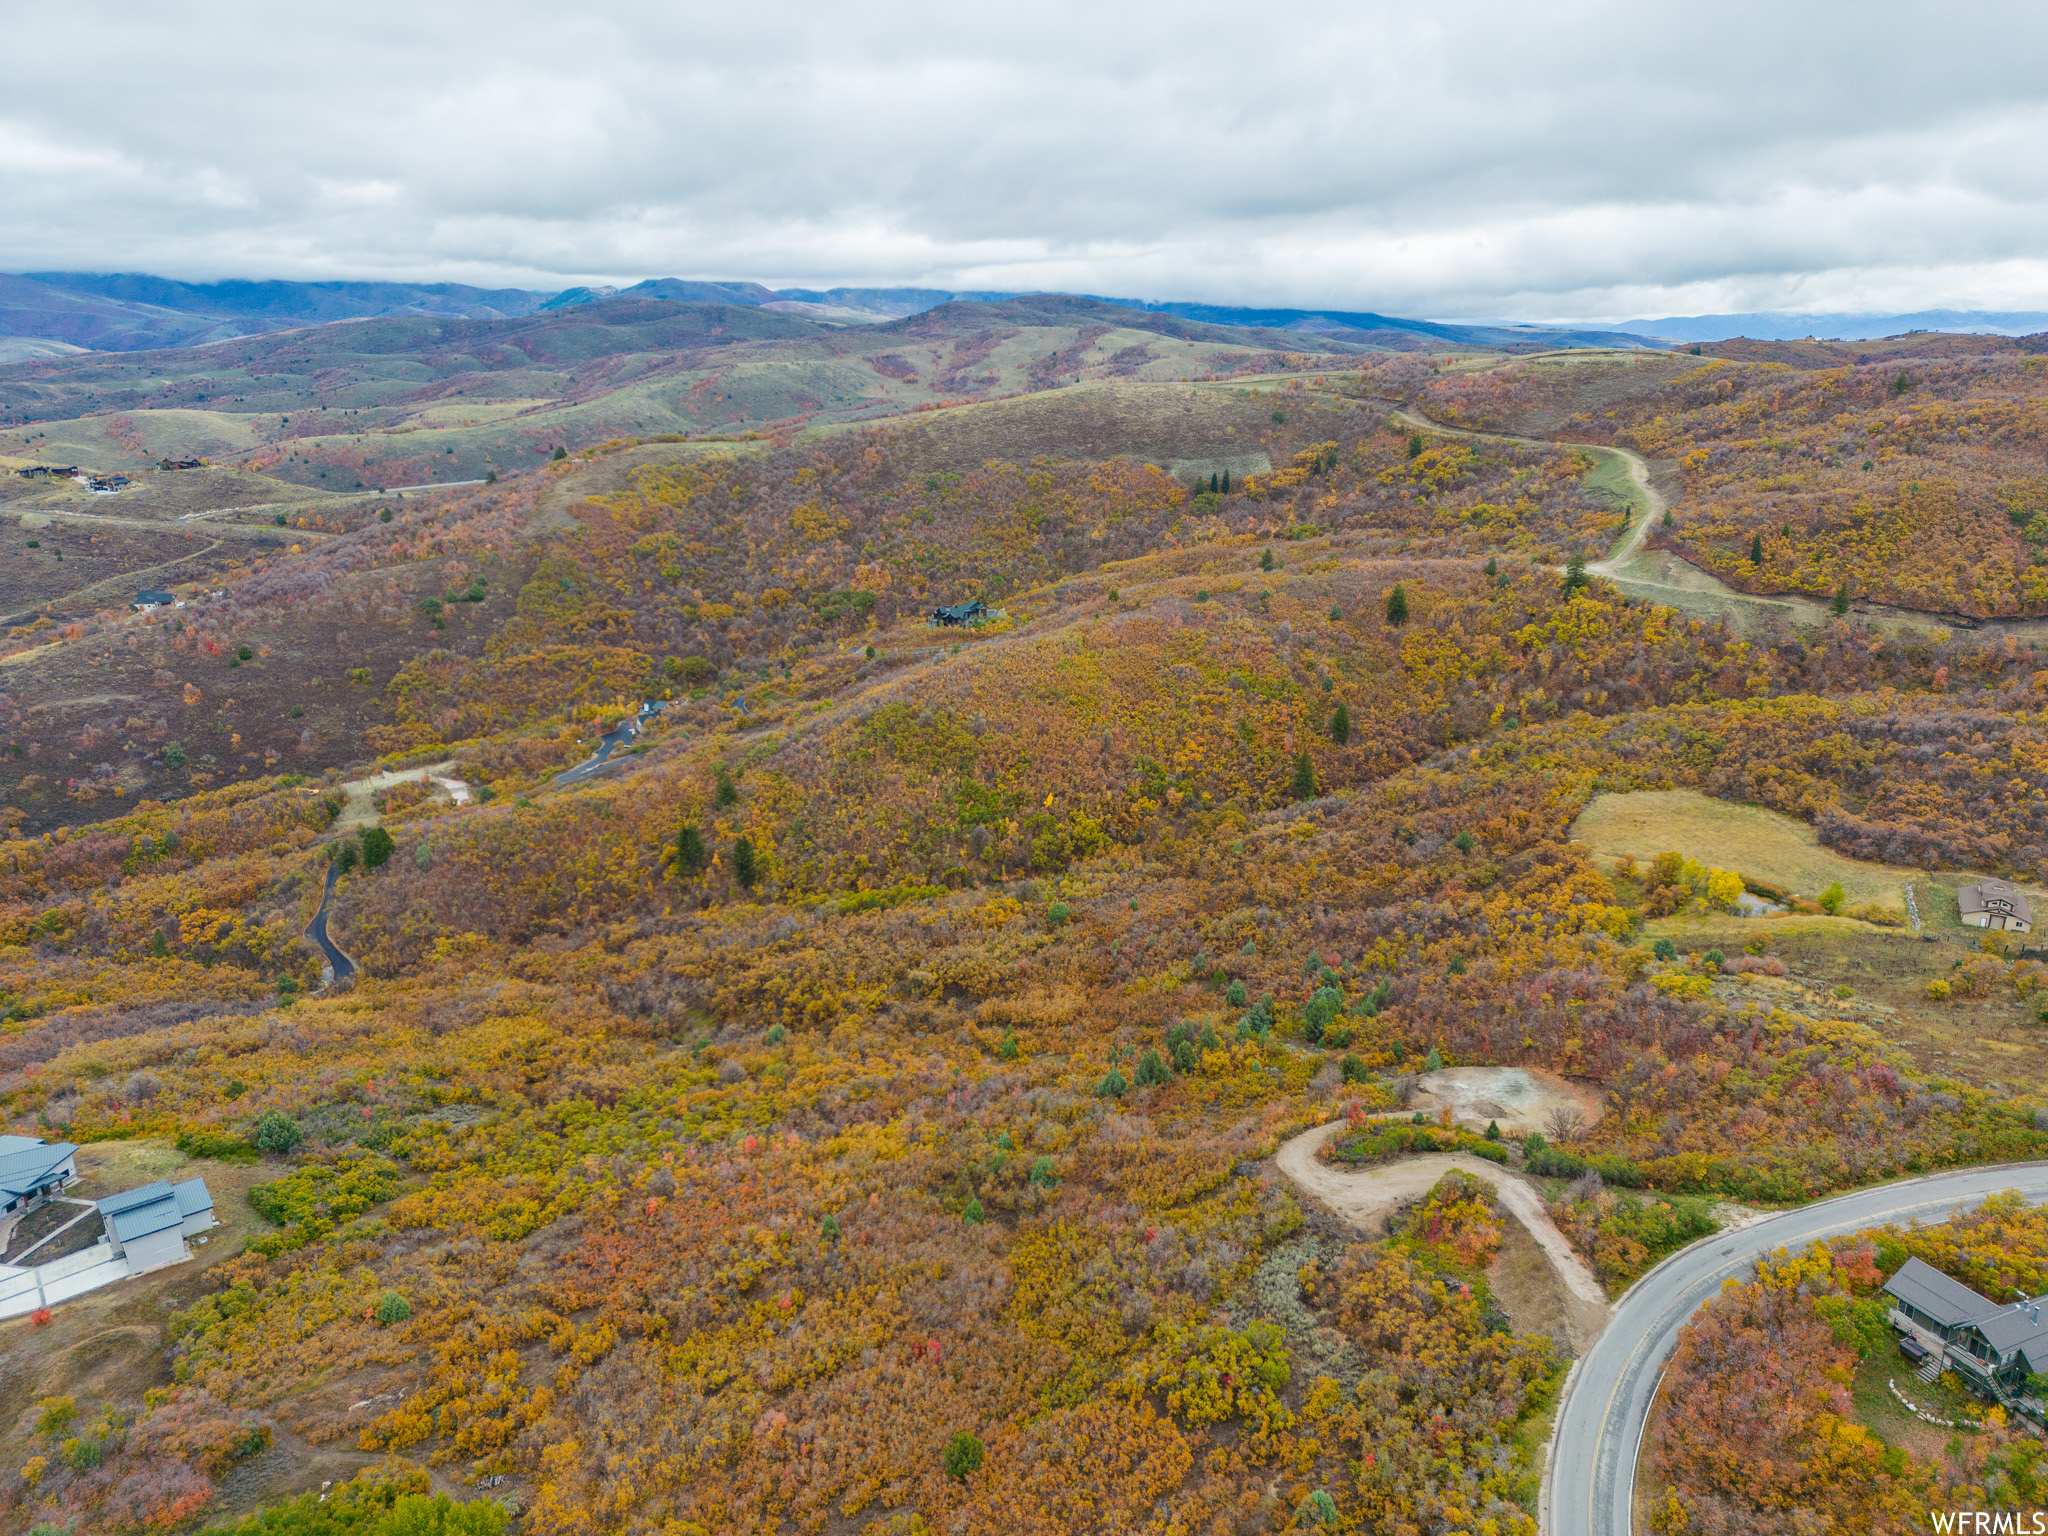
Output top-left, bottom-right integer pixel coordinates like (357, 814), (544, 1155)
(4, 0), (2047, 320)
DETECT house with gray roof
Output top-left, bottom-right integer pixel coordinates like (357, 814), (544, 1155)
(1958, 878), (2035, 934)
(1884, 1255), (2048, 1408)
(97, 1178), (216, 1275)
(0, 1135), (78, 1216)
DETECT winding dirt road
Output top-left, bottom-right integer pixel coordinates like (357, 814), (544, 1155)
(1386, 403), (2036, 637)
(1275, 1121), (1610, 1349)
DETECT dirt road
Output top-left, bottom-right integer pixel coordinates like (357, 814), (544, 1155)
(1275, 1121), (1610, 1350)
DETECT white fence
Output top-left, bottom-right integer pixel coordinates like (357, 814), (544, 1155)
(0, 1241), (132, 1318)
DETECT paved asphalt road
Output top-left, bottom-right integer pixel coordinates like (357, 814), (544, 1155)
(1552, 1163), (2048, 1536)
(305, 860), (356, 984)
(554, 719), (639, 786)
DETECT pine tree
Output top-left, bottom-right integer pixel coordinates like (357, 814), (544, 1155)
(1385, 584), (1408, 625)
(1220, 470), (1230, 493)
(1831, 582), (1851, 615)
(1292, 749), (1317, 801)
(715, 766), (738, 806)
(1330, 702), (1350, 744)
(1259, 548), (1275, 571)
(1407, 433), (1423, 459)
(676, 824), (706, 873)
(1749, 532), (1764, 563)
(1209, 471), (1219, 493)
(732, 837), (758, 889)
(1564, 552), (1588, 593)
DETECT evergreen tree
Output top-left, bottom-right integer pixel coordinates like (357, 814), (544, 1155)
(1407, 433), (1424, 459)
(359, 826), (395, 869)
(1220, 470), (1230, 493)
(1831, 582), (1851, 615)
(1423, 1046), (1443, 1072)
(732, 837), (758, 889)
(1291, 749), (1317, 801)
(1564, 551), (1588, 593)
(1259, 548), (1275, 572)
(1209, 471), (1219, 492)
(1330, 702), (1350, 744)
(676, 824), (707, 873)
(715, 766), (738, 806)
(1749, 532), (1764, 563)
(1385, 584), (1408, 625)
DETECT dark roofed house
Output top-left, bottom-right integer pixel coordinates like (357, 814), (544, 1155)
(134, 590), (178, 609)
(1958, 878), (2034, 934)
(931, 598), (987, 628)
(1884, 1255), (2048, 1408)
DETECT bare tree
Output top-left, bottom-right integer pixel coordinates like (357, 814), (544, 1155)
(1545, 1105), (1586, 1143)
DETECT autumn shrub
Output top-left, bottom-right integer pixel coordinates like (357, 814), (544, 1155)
(1547, 1184), (1719, 1290)
(176, 1126), (259, 1163)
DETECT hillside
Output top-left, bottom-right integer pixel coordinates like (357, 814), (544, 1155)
(5, 341), (2048, 1533)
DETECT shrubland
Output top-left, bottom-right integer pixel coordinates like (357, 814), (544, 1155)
(5, 358), (2048, 1531)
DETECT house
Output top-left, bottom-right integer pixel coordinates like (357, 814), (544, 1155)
(931, 599), (987, 627)
(1884, 1255), (2048, 1408)
(134, 590), (178, 609)
(0, 1136), (78, 1216)
(157, 458), (204, 471)
(16, 465), (79, 480)
(97, 1177), (216, 1274)
(1958, 879), (2034, 933)
(85, 474), (132, 493)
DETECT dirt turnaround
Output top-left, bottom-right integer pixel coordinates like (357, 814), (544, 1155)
(1406, 1065), (1603, 1139)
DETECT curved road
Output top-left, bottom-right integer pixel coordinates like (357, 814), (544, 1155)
(1553, 1162), (2048, 1536)
(305, 859), (356, 985)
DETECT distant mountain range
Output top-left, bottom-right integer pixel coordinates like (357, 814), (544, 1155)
(0, 271), (1660, 357)
(4, 269), (2042, 358)
(1615, 309), (2048, 342)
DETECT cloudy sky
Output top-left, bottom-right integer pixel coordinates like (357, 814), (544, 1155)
(6, 1), (2047, 321)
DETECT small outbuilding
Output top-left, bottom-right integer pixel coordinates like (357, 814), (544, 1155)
(98, 1177), (216, 1274)
(1958, 878), (2034, 933)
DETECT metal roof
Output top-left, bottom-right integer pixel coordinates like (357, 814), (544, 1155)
(1884, 1256), (1999, 1327)
(99, 1180), (183, 1242)
(0, 1138), (77, 1198)
(171, 1178), (213, 1217)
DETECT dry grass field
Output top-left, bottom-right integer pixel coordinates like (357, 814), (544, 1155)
(1573, 788), (1927, 907)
